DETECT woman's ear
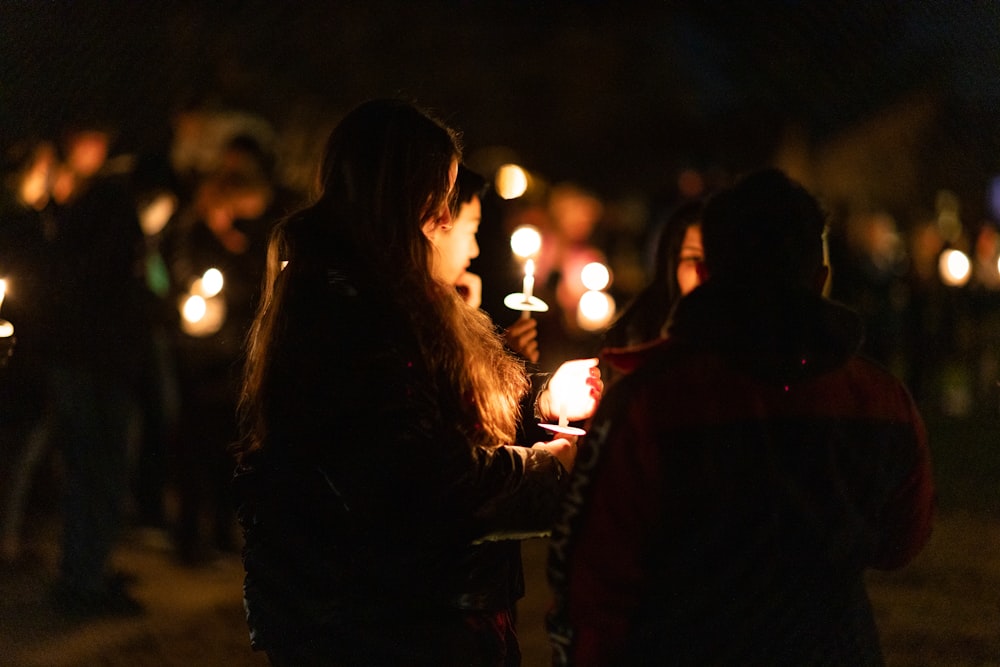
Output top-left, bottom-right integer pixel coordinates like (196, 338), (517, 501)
(421, 215), (453, 241)
(421, 218), (438, 241)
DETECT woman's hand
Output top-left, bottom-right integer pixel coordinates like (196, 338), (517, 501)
(454, 271), (482, 309)
(504, 316), (539, 363)
(538, 358), (603, 423)
(532, 437), (577, 472)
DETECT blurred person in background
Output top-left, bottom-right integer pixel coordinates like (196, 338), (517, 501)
(45, 124), (148, 616)
(602, 199), (704, 352)
(0, 139), (58, 563)
(165, 133), (278, 565)
(128, 151), (184, 539)
(548, 169), (934, 666)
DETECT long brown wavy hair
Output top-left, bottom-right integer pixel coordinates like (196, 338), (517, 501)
(238, 99), (527, 461)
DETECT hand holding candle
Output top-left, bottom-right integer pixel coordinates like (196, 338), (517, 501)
(538, 357), (603, 436)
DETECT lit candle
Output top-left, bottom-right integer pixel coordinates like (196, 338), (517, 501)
(0, 278), (12, 338)
(522, 259), (535, 301)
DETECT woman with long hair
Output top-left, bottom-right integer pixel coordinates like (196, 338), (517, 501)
(602, 199), (704, 350)
(235, 99), (598, 666)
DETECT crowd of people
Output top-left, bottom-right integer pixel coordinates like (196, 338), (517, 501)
(0, 121), (296, 614)
(0, 96), (957, 664)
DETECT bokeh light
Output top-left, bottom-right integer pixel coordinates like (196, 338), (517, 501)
(580, 261), (611, 291)
(938, 249), (971, 287)
(510, 224), (542, 258)
(496, 164), (529, 200)
(577, 290), (615, 331)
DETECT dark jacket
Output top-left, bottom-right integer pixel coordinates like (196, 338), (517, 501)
(547, 282), (934, 666)
(235, 258), (568, 664)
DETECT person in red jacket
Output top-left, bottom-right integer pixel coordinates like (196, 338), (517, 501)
(547, 168), (934, 666)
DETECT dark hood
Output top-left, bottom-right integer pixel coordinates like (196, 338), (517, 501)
(666, 281), (865, 386)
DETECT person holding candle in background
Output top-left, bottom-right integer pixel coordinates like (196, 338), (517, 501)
(446, 165), (540, 364)
(234, 99), (600, 666)
(0, 139), (58, 564)
(164, 132), (278, 566)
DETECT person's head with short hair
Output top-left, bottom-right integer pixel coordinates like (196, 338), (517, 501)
(426, 165), (485, 288)
(453, 164), (488, 212)
(700, 168), (827, 290)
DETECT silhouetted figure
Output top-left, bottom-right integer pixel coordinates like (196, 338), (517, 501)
(0, 139), (57, 562)
(548, 169), (934, 666)
(234, 99), (598, 666)
(46, 127), (148, 616)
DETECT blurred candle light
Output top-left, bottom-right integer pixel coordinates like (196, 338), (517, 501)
(0, 278), (6, 312)
(577, 290), (616, 331)
(182, 294), (207, 324)
(139, 193), (177, 236)
(199, 268), (224, 298)
(939, 249), (971, 286)
(510, 225), (542, 258)
(580, 261), (611, 291)
(180, 268), (227, 336)
(495, 164), (529, 200)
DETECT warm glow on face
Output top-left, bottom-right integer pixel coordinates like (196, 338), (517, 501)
(510, 225), (542, 258)
(938, 249), (971, 286)
(496, 164), (529, 200)
(676, 224), (704, 297)
(428, 197), (481, 286)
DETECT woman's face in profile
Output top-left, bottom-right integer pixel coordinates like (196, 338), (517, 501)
(675, 223), (704, 297)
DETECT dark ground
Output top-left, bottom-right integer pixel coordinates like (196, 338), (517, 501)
(0, 414), (997, 666)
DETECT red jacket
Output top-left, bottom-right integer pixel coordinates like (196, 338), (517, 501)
(548, 282), (934, 666)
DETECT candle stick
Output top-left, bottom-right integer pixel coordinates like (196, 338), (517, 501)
(522, 259), (535, 301)
(520, 259), (535, 319)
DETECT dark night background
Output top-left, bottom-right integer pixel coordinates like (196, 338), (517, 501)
(2, 3), (1000, 665)
(3, 1), (998, 204)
